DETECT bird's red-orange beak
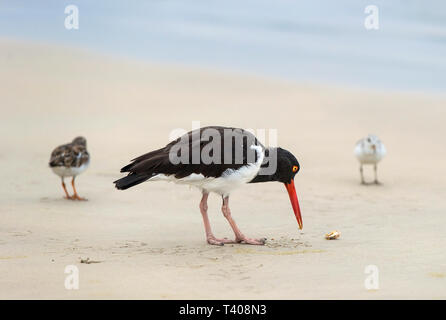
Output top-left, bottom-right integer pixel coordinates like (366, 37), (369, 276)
(284, 180), (303, 229)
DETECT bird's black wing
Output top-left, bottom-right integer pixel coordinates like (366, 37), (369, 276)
(114, 126), (264, 189)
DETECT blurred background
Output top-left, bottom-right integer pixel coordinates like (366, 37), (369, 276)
(1, 1), (446, 300)
(1, 0), (446, 92)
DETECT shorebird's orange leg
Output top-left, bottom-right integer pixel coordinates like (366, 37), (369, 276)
(199, 192), (235, 246)
(61, 179), (73, 200)
(71, 177), (87, 201)
(221, 196), (266, 245)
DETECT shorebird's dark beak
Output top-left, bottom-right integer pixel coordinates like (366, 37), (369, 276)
(284, 180), (303, 230)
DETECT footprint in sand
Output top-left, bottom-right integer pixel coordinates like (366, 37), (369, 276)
(228, 236), (323, 255)
(6, 230), (32, 238)
(266, 236), (309, 248)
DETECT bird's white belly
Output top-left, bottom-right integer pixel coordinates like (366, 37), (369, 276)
(151, 163), (260, 197)
(356, 153), (383, 164)
(51, 163), (89, 177)
(354, 144), (385, 164)
(151, 145), (264, 197)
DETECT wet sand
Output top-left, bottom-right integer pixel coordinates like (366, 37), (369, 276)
(1, 39), (445, 299)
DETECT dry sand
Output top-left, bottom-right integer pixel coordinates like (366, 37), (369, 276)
(1, 39), (445, 299)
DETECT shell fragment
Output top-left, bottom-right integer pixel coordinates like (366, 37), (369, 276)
(325, 230), (341, 240)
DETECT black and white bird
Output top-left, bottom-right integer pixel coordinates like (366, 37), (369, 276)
(354, 134), (386, 184)
(49, 136), (89, 200)
(114, 126), (303, 246)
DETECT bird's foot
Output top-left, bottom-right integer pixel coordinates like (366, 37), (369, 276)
(73, 194), (87, 201)
(64, 195), (75, 200)
(206, 236), (236, 246)
(236, 237), (267, 245)
(374, 180), (381, 185)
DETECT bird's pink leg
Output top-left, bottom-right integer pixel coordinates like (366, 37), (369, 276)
(221, 196), (266, 245)
(199, 192), (235, 246)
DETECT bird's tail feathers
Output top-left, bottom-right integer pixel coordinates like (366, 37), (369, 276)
(115, 148), (169, 190)
(113, 173), (154, 190)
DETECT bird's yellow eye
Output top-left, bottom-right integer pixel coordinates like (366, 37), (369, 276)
(292, 165), (298, 172)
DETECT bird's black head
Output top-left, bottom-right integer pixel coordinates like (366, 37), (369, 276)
(274, 147), (300, 184)
(250, 147), (300, 183)
(250, 147), (303, 230)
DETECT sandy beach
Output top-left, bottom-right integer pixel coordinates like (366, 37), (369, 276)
(1, 39), (445, 299)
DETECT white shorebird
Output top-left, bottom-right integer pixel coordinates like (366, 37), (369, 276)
(354, 134), (386, 184)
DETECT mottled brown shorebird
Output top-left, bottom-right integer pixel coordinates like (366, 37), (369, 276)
(49, 136), (89, 200)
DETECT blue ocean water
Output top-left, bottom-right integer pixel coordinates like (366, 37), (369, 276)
(1, 0), (445, 92)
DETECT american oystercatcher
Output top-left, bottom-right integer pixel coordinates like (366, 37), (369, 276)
(354, 134), (386, 184)
(114, 126), (303, 245)
(49, 136), (89, 200)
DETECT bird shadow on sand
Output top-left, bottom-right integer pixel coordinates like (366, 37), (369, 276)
(360, 181), (383, 186)
(98, 236), (314, 258)
(49, 236), (318, 267)
(227, 236), (323, 256)
(39, 196), (89, 203)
